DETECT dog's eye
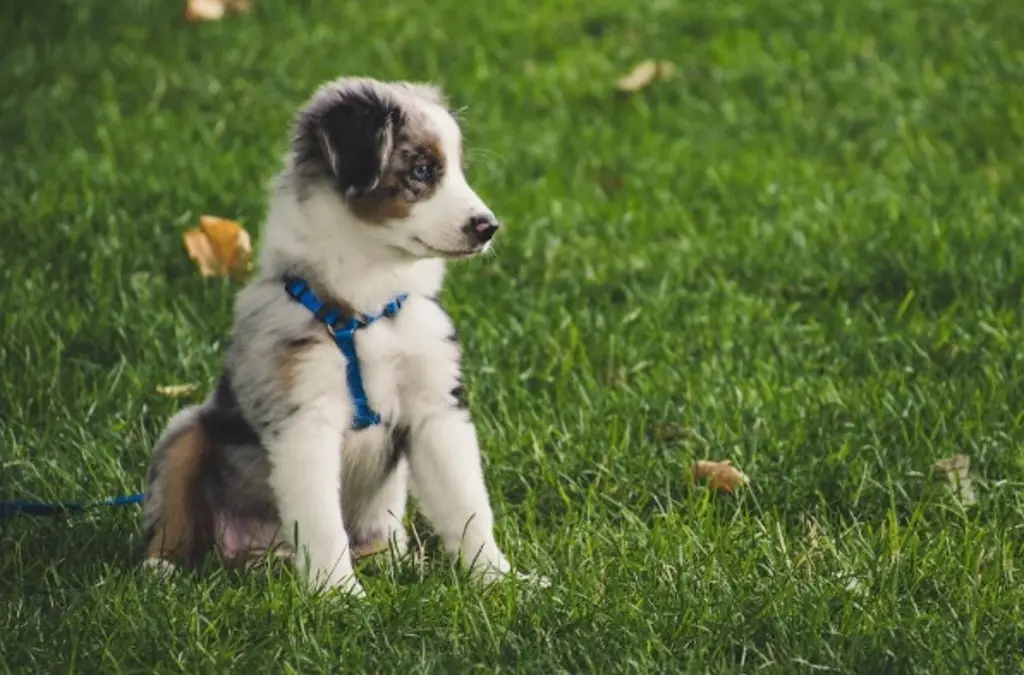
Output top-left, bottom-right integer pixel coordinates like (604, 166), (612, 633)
(410, 163), (435, 182)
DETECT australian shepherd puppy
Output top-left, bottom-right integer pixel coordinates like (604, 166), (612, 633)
(141, 76), (537, 597)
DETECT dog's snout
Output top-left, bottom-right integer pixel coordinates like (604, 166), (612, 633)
(466, 214), (500, 244)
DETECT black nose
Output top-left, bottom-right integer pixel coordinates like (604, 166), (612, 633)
(466, 214), (500, 244)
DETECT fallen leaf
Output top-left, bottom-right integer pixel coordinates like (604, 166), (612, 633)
(183, 214), (252, 279)
(691, 459), (750, 494)
(933, 454), (978, 506)
(615, 60), (676, 93)
(185, 0), (226, 22)
(183, 228), (219, 277)
(351, 538), (391, 562)
(156, 383), (199, 398)
(200, 214), (252, 273)
(185, 0), (252, 23)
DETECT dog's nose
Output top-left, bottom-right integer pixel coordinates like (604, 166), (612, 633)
(466, 214), (500, 244)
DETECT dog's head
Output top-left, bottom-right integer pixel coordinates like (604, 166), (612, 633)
(291, 77), (499, 259)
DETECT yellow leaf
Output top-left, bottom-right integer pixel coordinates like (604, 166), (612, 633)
(200, 214), (252, 275)
(615, 60), (676, 93)
(691, 459), (750, 494)
(183, 228), (218, 277)
(182, 214), (252, 279)
(156, 383), (199, 398)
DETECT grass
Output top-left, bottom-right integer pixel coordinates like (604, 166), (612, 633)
(2, 0), (1024, 671)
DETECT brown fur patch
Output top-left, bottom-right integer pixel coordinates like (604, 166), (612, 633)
(277, 334), (329, 388)
(349, 114), (448, 224)
(145, 425), (212, 566)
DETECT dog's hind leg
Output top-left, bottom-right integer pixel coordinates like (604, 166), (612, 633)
(141, 406), (214, 571)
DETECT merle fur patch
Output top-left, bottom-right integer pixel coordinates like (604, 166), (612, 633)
(199, 375), (262, 448)
(292, 80), (403, 196)
(289, 78), (450, 223)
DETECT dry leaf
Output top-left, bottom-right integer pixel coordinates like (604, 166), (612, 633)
(199, 214), (252, 272)
(156, 383), (199, 398)
(183, 214), (252, 279)
(615, 60), (676, 93)
(691, 459), (750, 494)
(183, 228), (219, 277)
(185, 0), (226, 22)
(933, 454), (978, 506)
(351, 538), (390, 562)
(185, 0), (252, 23)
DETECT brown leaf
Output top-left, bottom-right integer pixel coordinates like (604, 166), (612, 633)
(185, 0), (252, 23)
(183, 228), (218, 277)
(185, 0), (226, 22)
(183, 214), (252, 279)
(156, 383), (199, 398)
(351, 538), (390, 562)
(933, 454), (978, 506)
(691, 459), (750, 494)
(615, 60), (676, 93)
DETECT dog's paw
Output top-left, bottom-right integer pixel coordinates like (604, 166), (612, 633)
(304, 567), (366, 598)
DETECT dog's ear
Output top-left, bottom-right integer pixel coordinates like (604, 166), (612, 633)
(297, 81), (402, 197)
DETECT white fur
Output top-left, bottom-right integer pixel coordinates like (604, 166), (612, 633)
(251, 81), (525, 595)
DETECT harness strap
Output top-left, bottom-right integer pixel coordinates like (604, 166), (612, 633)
(0, 277), (406, 520)
(0, 493), (144, 519)
(283, 275), (408, 430)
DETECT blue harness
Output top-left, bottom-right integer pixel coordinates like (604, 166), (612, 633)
(283, 275), (408, 430)
(0, 275), (407, 520)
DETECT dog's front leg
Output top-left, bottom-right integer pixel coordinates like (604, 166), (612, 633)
(267, 409), (361, 597)
(407, 412), (512, 584)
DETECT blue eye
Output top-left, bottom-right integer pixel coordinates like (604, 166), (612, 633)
(411, 163), (435, 181)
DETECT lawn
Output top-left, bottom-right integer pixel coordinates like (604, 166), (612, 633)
(3, 0), (1024, 672)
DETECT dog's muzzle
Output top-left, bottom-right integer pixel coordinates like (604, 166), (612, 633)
(465, 214), (501, 244)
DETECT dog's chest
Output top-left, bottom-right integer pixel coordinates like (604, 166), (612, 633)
(351, 321), (406, 423)
(338, 299), (458, 483)
(350, 296), (458, 427)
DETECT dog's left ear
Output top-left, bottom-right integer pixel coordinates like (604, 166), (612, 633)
(298, 81), (402, 197)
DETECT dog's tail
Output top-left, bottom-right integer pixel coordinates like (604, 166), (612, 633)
(142, 406), (215, 570)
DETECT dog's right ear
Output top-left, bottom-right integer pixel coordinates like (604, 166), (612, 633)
(295, 81), (402, 197)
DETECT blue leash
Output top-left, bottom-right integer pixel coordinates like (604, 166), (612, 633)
(283, 274), (407, 430)
(0, 492), (143, 519)
(1, 276), (405, 518)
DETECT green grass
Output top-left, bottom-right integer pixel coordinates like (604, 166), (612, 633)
(3, 0), (1024, 671)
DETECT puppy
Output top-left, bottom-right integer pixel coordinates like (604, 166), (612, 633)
(142, 77), (529, 596)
